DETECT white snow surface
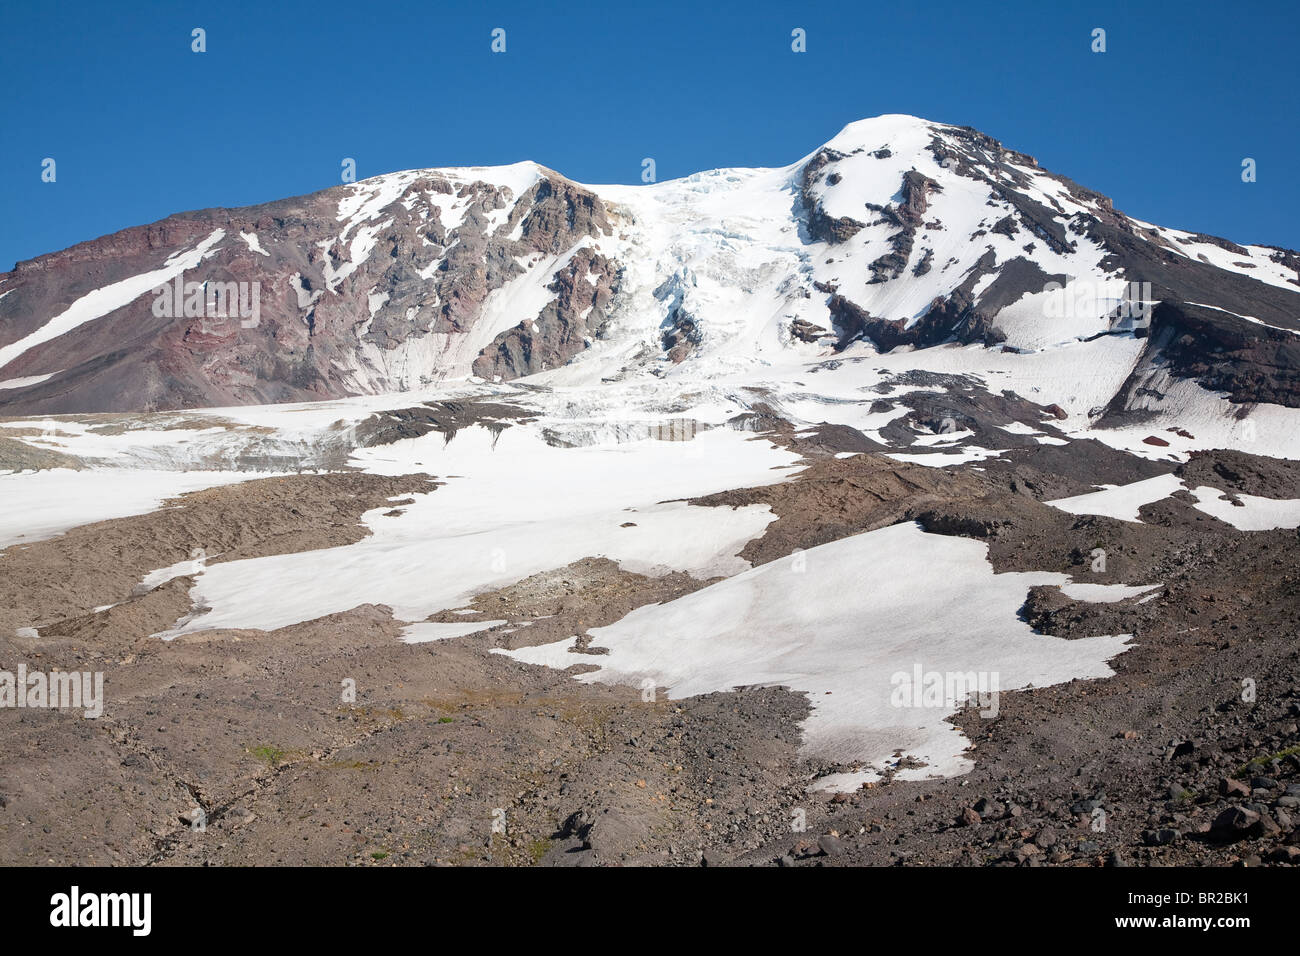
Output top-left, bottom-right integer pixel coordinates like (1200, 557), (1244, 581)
(1046, 474), (1186, 522)
(137, 553), (210, 592)
(1058, 581), (1163, 603)
(1048, 474), (1300, 531)
(498, 522), (1133, 789)
(0, 371), (59, 390)
(152, 425), (798, 638)
(239, 231), (270, 256)
(0, 468), (269, 551)
(401, 620), (507, 644)
(1186, 486), (1300, 530)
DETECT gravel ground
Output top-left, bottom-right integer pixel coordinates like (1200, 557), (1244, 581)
(1, 437), (1296, 867)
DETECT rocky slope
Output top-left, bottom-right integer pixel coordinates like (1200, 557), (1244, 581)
(3, 436), (1298, 868)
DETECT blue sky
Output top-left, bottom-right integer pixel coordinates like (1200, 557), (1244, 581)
(1, 0), (1296, 270)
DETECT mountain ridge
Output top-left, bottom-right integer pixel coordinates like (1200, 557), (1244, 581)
(2, 114), (1297, 416)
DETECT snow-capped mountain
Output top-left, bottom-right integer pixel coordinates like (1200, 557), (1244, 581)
(6, 116), (1300, 855)
(2, 114), (1296, 416)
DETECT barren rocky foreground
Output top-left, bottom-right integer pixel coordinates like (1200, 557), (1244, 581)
(2, 420), (1297, 868)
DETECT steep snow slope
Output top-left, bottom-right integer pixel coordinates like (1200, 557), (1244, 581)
(562, 114), (1139, 380)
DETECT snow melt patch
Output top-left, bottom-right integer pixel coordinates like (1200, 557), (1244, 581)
(1187, 486), (1300, 531)
(0, 468), (267, 551)
(0, 371), (60, 390)
(401, 620), (506, 643)
(240, 232), (270, 256)
(1046, 473), (1185, 523)
(1058, 581), (1162, 603)
(136, 552), (210, 593)
(497, 522), (1132, 789)
(885, 447), (1003, 467)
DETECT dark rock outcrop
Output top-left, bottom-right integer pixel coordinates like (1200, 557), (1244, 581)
(801, 149), (865, 244)
(472, 247), (620, 381)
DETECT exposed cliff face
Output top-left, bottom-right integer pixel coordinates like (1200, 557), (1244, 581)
(1103, 301), (1300, 420)
(2, 114), (1297, 416)
(866, 169), (942, 284)
(0, 165), (619, 413)
(472, 247), (621, 380)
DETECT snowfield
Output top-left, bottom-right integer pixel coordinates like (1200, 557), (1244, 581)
(498, 522), (1133, 790)
(0, 468), (277, 550)
(151, 424), (799, 637)
(1046, 474), (1187, 523)
(1047, 474), (1300, 530)
(1187, 486), (1300, 531)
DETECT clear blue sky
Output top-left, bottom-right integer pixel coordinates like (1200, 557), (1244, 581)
(1, 0), (1296, 270)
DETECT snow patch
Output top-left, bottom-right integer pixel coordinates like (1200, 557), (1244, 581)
(1187, 486), (1300, 530)
(1046, 474), (1185, 523)
(498, 522), (1132, 789)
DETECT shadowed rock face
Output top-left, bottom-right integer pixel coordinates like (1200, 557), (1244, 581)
(828, 249), (1007, 352)
(1104, 301), (1300, 416)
